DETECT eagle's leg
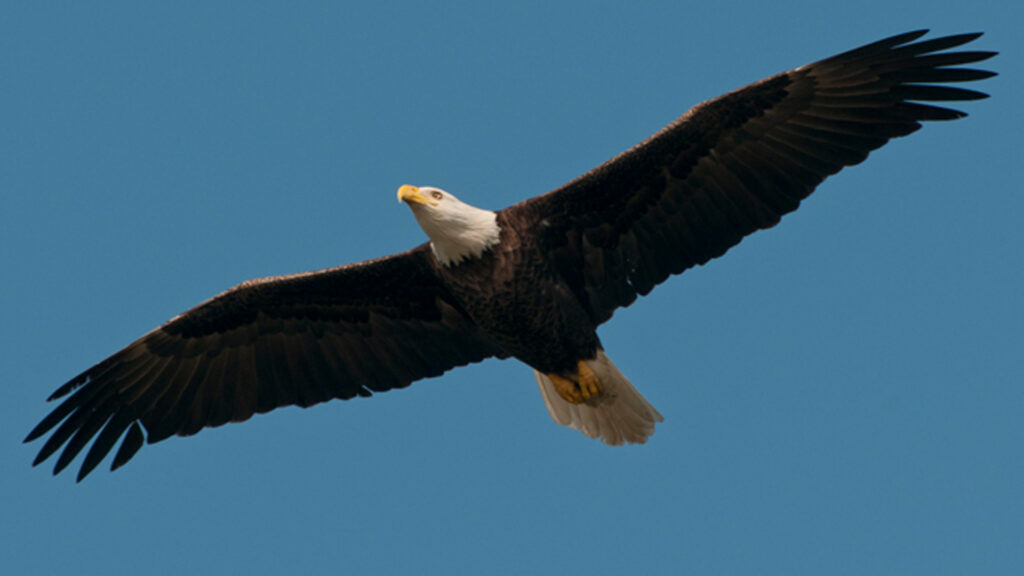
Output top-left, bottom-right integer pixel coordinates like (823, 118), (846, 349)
(575, 359), (602, 400)
(545, 373), (581, 403)
(546, 360), (604, 404)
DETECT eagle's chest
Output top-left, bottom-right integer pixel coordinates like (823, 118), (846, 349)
(437, 227), (599, 371)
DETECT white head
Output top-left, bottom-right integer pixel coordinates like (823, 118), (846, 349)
(397, 185), (501, 267)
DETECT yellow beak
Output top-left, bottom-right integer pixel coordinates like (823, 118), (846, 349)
(397, 185), (435, 206)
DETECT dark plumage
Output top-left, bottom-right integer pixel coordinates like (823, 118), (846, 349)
(26, 30), (995, 481)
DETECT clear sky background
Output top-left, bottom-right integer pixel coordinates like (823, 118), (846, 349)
(3, 2), (1021, 574)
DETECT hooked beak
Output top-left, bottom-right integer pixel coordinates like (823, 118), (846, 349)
(397, 185), (436, 207)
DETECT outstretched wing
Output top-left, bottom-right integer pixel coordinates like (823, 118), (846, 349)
(26, 244), (503, 481)
(504, 30), (996, 325)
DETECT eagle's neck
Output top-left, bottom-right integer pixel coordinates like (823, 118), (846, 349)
(413, 205), (501, 267)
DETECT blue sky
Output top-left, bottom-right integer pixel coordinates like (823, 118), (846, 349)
(3, 2), (1021, 574)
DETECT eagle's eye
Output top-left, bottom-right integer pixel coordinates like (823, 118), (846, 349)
(431, 191), (444, 201)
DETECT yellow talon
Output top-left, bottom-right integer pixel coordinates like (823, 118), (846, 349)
(548, 373), (582, 404)
(576, 359), (602, 401)
(546, 360), (604, 404)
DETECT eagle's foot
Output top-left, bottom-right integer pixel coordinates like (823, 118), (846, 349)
(547, 360), (604, 404)
(575, 359), (602, 401)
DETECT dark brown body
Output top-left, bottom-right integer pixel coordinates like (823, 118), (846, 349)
(434, 211), (601, 375)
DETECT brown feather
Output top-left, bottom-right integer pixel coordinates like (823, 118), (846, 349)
(28, 245), (502, 478)
(504, 31), (993, 325)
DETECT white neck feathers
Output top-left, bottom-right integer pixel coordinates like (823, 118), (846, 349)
(409, 197), (501, 267)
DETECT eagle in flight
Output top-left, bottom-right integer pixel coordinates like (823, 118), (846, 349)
(26, 30), (996, 481)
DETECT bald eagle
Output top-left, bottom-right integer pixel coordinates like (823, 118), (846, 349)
(27, 30), (995, 481)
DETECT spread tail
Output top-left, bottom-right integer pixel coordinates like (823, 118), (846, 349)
(534, 350), (663, 445)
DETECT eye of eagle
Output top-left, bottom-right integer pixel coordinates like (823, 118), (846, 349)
(431, 191), (443, 201)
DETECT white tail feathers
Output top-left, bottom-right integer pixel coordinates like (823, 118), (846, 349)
(534, 350), (663, 445)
